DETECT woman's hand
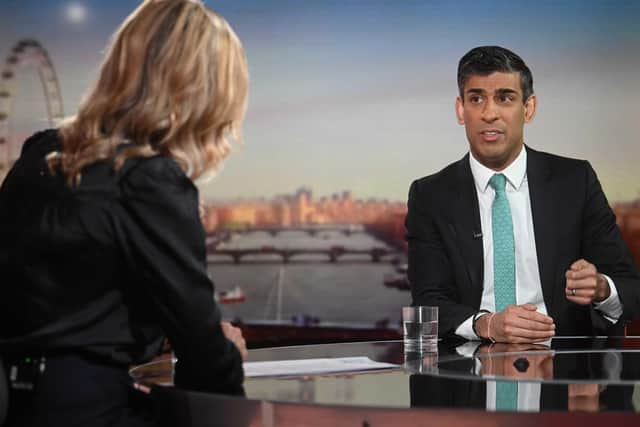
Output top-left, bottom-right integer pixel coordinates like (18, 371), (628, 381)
(221, 321), (248, 360)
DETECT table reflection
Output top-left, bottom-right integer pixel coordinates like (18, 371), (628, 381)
(411, 339), (640, 412)
(475, 343), (554, 380)
(130, 338), (640, 413)
(434, 338), (640, 383)
(403, 350), (438, 374)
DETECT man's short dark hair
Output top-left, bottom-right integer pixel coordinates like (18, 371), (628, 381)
(457, 46), (534, 103)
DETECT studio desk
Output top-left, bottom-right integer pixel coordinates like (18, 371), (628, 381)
(130, 337), (640, 427)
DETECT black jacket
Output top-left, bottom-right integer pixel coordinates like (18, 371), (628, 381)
(406, 147), (640, 338)
(0, 130), (243, 395)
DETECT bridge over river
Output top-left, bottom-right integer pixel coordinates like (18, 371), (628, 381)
(207, 245), (399, 264)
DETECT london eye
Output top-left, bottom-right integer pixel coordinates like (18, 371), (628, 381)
(0, 39), (64, 180)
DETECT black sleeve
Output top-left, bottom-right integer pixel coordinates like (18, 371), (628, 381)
(117, 157), (244, 395)
(580, 161), (640, 326)
(406, 180), (476, 337)
(0, 129), (58, 194)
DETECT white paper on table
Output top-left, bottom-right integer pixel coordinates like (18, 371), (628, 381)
(243, 356), (399, 378)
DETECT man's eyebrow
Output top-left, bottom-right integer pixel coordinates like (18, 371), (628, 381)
(495, 88), (518, 95)
(465, 88), (519, 96)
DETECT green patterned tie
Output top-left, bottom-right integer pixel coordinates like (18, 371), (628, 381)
(489, 173), (518, 411)
(489, 173), (516, 312)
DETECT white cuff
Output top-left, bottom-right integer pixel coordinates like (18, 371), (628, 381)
(593, 274), (623, 323)
(456, 314), (480, 340)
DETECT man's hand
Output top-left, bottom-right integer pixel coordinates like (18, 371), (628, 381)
(476, 304), (555, 343)
(221, 321), (248, 361)
(565, 259), (610, 305)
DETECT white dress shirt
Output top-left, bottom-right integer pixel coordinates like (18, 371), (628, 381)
(456, 146), (622, 340)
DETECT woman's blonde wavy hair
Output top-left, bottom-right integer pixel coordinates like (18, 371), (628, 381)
(50, 0), (248, 185)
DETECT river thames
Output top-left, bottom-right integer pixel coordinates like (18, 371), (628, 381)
(207, 229), (410, 326)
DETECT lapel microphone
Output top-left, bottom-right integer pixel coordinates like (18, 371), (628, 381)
(473, 231), (483, 239)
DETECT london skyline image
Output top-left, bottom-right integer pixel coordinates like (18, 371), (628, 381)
(2, 0), (640, 203)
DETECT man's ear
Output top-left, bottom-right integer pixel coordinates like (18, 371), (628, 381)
(455, 96), (465, 125)
(524, 94), (537, 123)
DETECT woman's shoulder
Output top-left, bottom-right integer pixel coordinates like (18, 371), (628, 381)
(118, 154), (194, 191)
(3, 129), (61, 180)
(20, 128), (61, 156)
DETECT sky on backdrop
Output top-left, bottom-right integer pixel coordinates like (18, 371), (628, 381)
(1, 0), (639, 202)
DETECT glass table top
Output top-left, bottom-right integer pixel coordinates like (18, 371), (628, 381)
(130, 337), (640, 412)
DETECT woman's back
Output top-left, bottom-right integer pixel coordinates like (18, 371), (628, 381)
(1, 130), (162, 364)
(0, 1), (249, 424)
(0, 129), (243, 388)
(0, 130), (244, 426)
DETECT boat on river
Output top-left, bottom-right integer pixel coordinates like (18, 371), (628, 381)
(215, 286), (246, 304)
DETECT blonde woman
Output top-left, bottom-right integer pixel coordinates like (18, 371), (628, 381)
(0, 1), (248, 425)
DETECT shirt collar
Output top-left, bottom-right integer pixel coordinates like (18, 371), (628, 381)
(469, 145), (527, 193)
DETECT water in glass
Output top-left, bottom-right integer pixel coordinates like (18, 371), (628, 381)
(403, 320), (437, 352)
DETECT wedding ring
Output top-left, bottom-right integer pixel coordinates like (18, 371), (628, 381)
(571, 288), (576, 296)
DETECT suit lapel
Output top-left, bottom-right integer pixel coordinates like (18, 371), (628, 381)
(450, 155), (484, 302)
(526, 147), (557, 311)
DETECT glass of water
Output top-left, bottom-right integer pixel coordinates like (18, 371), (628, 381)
(402, 306), (438, 353)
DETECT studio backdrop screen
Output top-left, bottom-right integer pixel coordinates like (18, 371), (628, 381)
(1, 0), (639, 330)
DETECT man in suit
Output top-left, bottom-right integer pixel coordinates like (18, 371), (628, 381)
(406, 46), (640, 343)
